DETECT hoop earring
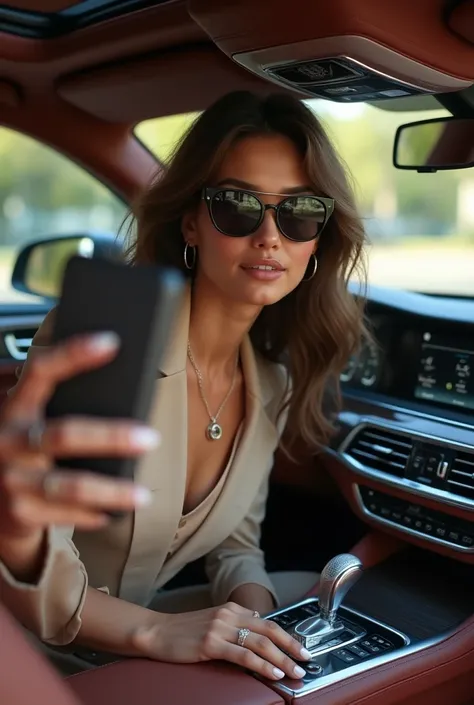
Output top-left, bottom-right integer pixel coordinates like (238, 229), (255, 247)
(303, 254), (318, 281)
(184, 242), (196, 270)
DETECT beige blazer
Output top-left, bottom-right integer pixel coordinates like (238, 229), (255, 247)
(0, 288), (289, 646)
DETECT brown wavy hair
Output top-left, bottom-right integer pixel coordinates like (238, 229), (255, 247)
(126, 90), (367, 453)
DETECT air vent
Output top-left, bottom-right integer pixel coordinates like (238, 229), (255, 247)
(448, 451), (474, 501)
(344, 427), (413, 478)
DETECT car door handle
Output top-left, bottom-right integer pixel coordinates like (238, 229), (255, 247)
(4, 333), (33, 361)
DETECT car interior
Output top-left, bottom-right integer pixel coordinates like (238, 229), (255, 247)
(0, 1), (473, 704)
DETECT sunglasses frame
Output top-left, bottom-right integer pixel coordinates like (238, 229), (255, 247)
(202, 187), (335, 242)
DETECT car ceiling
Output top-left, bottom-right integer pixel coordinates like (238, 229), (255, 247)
(0, 0), (473, 126)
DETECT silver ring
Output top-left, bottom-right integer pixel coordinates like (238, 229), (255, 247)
(252, 611), (260, 619)
(27, 420), (46, 453)
(237, 628), (250, 647)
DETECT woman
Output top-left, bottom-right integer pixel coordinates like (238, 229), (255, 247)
(0, 90), (365, 680)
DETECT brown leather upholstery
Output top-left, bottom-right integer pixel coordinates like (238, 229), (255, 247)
(0, 596), (283, 705)
(0, 602), (80, 705)
(303, 530), (405, 599)
(189, 0), (474, 80)
(68, 660), (284, 705)
(447, 0), (474, 45)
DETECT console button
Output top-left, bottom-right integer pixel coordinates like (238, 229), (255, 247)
(424, 455), (439, 477)
(434, 524), (447, 539)
(347, 644), (370, 659)
(448, 530), (460, 543)
(461, 534), (474, 547)
(411, 453), (425, 473)
(305, 662), (323, 677)
(271, 614), (297, 628)
(334, 648), (359, 664)
(360, 639), (384, 654)
(369, 635), (393, 649)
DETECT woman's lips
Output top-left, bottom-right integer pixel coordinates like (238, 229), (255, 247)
(240, 264), (286, 281)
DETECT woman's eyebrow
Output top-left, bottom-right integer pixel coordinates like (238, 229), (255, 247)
(216, 178), (313, 194)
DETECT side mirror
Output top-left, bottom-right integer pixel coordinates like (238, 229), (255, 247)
(11, 232), (124, 300)
(393, 116), (474, 172)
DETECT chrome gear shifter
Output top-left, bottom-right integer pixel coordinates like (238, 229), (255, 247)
(318, 553), (363, 623)
(293, 554), (363, 651)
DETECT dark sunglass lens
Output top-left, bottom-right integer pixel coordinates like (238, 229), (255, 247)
(210, 190), (262, 236)
(278, 197), (326, 241)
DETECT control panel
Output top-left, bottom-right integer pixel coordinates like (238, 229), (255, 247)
(342, 425), (474, 508)
(266, 599), (407, 686)
(358, 486), (474, 550)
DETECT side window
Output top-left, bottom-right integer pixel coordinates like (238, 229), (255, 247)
(0, 127), (128, 303)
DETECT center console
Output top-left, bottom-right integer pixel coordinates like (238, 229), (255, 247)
(261, 550), (473, 699)
(261, 553), (409, 698)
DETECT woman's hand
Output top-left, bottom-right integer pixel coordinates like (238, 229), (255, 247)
(0, 331), (158, 546)
(132, 602), (312, 681)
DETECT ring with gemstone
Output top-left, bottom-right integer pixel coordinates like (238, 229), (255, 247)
(237, 627), (250, 647)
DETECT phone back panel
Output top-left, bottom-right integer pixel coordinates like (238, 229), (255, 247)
(46, 255), (184, 479)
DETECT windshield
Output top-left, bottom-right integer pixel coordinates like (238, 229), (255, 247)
(135, 99), (474, 297)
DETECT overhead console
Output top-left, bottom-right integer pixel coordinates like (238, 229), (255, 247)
(189, 0), (474, 102)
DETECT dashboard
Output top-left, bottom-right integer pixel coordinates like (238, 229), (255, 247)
(341, 306), (474, 421)
(329, 283), (474, 564)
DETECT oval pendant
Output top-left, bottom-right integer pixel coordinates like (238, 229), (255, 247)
(207, 421), (223, 441)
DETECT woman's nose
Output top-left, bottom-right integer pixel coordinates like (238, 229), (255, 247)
(252, 208), (282, 249)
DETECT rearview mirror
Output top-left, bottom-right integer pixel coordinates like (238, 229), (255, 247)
(393, 117), (474, 172)
(12, 232), (124, 299)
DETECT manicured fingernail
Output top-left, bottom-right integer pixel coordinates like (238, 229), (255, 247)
(88, 332), (120, 352)
(294, 666), (306, 678)
(130, 428), (160, 449)
(133, 486), (153, 506)
(273, 668), (285, 679)
(300, 648), (312, 660)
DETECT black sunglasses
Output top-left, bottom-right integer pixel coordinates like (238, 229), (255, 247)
(202, 187), (335, 243)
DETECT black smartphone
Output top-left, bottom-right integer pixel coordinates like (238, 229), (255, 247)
(46, 255), (184, 481)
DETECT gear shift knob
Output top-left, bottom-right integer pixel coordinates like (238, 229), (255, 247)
(292, 553), (363, 651)
(318, 553), (363, 623)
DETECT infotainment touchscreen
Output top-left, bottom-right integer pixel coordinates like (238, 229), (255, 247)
(414, 332), (474, 411)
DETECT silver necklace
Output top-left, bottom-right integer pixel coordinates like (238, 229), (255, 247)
(187, 342), (239, 441)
